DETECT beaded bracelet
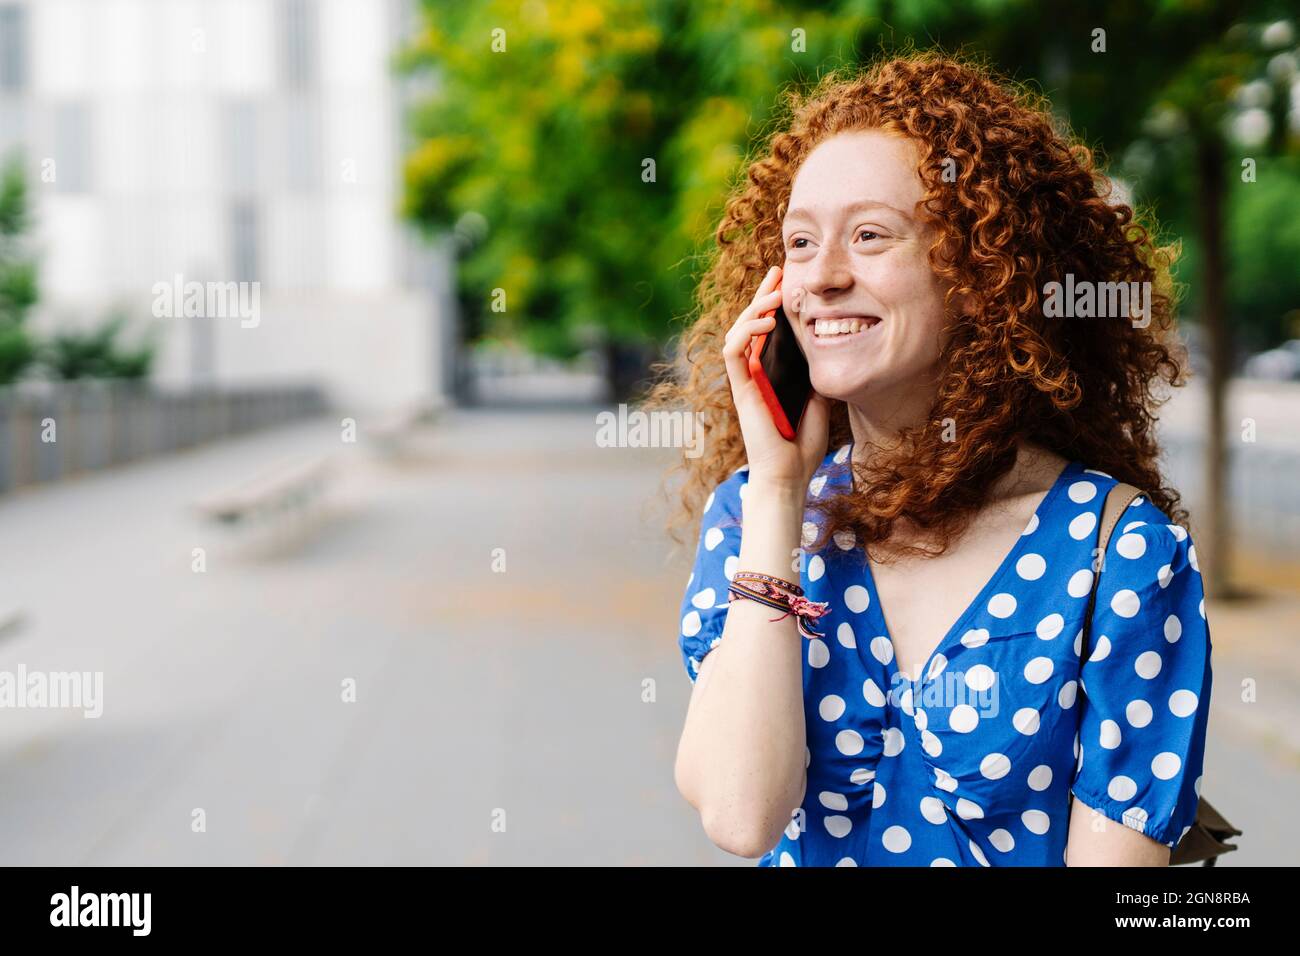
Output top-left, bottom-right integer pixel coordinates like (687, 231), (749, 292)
(727, 572), (830, 639)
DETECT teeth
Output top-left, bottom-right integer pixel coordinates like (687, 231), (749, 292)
(814, 318), (877, 336)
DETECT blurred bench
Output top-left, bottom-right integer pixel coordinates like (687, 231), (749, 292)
(195, 454), (334, 527)
(0, 605), (24, 642)
(366, 397), (447, 459)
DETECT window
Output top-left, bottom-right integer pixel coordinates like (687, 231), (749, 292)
(0, 5), (27, 92)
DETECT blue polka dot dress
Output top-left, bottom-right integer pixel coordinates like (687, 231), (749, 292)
(678, 443), (1213, 866)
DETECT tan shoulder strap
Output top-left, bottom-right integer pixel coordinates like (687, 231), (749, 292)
(1080, 481), (1145, 664)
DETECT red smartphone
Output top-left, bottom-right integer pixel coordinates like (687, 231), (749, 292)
(748, 288), (812, 441)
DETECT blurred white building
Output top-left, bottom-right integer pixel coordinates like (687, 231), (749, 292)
(0, 0), (456, 413)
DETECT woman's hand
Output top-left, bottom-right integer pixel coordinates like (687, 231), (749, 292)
(722, 265), (831, 492)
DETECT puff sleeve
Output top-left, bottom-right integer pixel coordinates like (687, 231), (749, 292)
(1069, 502), (1214, 848)
(677, 468), (748, 684)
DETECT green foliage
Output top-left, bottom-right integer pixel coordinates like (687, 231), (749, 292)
(398, 0), (881, 356)
(0, 152), (36, 384)
(40, 313), (156, 381)
(399, 0), (1300, 357)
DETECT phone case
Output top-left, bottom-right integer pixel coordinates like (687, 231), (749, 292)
(748, 305), (810, 442)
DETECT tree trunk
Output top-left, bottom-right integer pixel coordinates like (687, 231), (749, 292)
(1195, 135), (1231, 600)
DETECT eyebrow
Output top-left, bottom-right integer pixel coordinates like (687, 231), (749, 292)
(783, 199), (914, 225)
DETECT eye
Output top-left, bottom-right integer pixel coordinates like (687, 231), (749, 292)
(856, 229), (880, 242)
(790, 237), (810, 249)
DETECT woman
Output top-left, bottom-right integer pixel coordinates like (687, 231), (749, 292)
(651, 53), (1213, 866)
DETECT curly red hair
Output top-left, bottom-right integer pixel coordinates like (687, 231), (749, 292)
(646, 51), (1191, 564)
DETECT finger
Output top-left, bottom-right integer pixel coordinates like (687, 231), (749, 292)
(729, 290), (783, 335)
(723, 313), (775, 387)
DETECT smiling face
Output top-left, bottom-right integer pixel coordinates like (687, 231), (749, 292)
(781, 129), (952, 410)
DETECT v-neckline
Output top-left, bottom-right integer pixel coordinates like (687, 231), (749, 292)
(835, 450), (1078, 689)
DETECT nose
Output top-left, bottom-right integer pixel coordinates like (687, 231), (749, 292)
(802, 240), (854, 307)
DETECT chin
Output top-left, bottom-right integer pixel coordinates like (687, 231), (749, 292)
(809, 368), (873, 402)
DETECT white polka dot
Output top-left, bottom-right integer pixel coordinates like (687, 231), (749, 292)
(1068, 568), (1094, 597)
(869, 635), (894, 665)
(989, 829), (1016, 852)
(1022, 809), (1050, 834)
(1023, 512), (1039, 535)
(808, 639), (830, 668)
(882, 826), (911, 853)
(882, 726), (905, 757)
(834, 443), (850, 463)
(965, 664), (996, 692)
(836, 730), (864, 756)
(1108, 775), (1137, 801)
(1069, 480), (1097, 503)
(704, 527), (725, 550)
(988, 592), (1017, 618)
(920, 796), (948, 824)
(862, 678), (887, 708)
(819, 695), (846, 721)
(1111, 589), (1141, 618)
(845, 585), (870, 613)
(724, 555), (738, 580)
(934, 768), (957, 793)
(690, 588), (716, 609)
(1199, 598), (1205, 619)
(921, 730), (943, 757)
(1122, 520), (1147, 533)
(1169, 689), (1198, 718)
(704, 491), (716, 513)
(1152, 752), (1181, 779)
(681, 610), (702, 637)
(969, 839), (990, 866)
(924, 655), (948, 682)
(956, 797), (984, 820)
(1024, 657), (1053, 684)
(1058, 680), (1078, 709)
(1122, 807), (1150, 832)
(824, 815), (852, 838)
(931, 857), (956, 866)
(779, 851), (796, 866)
(834, 530), (856, 550)
(809, 474), (828, 497)
(1069, 512), (1098, 540)
(1028, 765), (1052, 791)
(801, 522), (818, 548)
(980, 752), (1011, 779)
(1188, 545), (1199, 572)
(808, 555), (825, 582)
(961, 628), (990, 648)
(850, 767), (876, 786)
(898, 686), (916, 716)
(1036, 613), (1064, 640)
(1157, 563), (1173, 588)
(1013, 708), (1041, 735)
(837, 622), (857, 648)
(950, 704), (980, 733)
(1127, 699), (1153, 727)
(1100, 719), (1122, 749)
(1087, 634), (1112, 662)
(1017, 553), (1047, 580)
(1135, 650), (1162, 679)
(785, 817), (802, 840)
(1164, 615), (1182, 642)
(819, 791), (848, 811)
(835, 856), (857, 866)
(1167, 523), (1187, 541)
(1117, 532), (1146, 559)
(872, 782), (886, 808)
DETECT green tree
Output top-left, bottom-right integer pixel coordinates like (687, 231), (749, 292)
(0, 153), (37, 385)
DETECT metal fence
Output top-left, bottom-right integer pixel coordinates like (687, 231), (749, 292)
(0, 380), (329, 495)
(1161, 432), (1300, 558)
